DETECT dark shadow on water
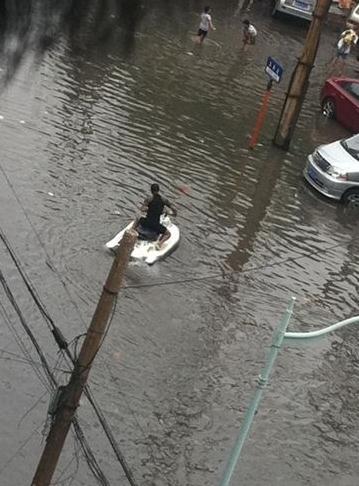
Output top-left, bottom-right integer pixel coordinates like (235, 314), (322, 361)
(0, 0), (146, 85)
(222, 145), (286, 274)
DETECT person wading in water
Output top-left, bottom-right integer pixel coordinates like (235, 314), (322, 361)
(242, 19), (257, 51)
(197, 6), (216, 44)
(133, 183), (177, 248)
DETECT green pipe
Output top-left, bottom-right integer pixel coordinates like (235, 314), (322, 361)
(284, 315), (359, 340)
(219, 297), (296, 486)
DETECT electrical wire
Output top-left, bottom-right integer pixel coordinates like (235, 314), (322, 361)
(52, 452), (79, 486)
(0, 227), (65, 336)
(17, 390), (49, 429)
(0, 425), (43, 475)
(72, 418), (110, 486)
(83, 382), (139, 486)
(1, 156), (353, 299)
(0, 232), (138, 485)
(2, 155), (352, 484)
(80, 296), (118, 373)
(68, 333), (87, 360)
(1, 147), (356, 302)
(1, 184), (352, 484)
(52, 436), (81, 486)
(0, 348), (70, 375)
(0, 302), (50, 390)
(67, 441), (80, 486)
(0, 272), (110, 486)
(60, 296), (139, 486)
(0, 269), (57, 387)
(0, 163), (89, 329)
(122, 236), (354, 290)
(104, 359), (158, 462)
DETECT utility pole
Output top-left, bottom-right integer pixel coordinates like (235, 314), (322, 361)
(31, 229), (137, 486)
(273, 0), (332, 149)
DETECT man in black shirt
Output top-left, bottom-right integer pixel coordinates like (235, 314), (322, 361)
(134, 183), (177, 247)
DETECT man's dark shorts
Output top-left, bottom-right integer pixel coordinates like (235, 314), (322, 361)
(138, 217), (166, 235)
(198, 28), (208, 38)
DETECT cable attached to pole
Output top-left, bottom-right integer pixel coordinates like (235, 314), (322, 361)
(0, 228), (139, 485)
(0, 270), (110, 486)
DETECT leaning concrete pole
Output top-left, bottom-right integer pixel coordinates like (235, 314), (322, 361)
(31, 230), (137, 486)
(273, 0), (332, 149)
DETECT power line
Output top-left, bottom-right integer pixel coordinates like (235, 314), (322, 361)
(0, 347), (70, 375)
(0, 271), (110, 486)
(51, 439), (80, 486)
(0, 168), (142, 484)
(1, 150), (353, 482)
(3, 225), (350, 483)
(2, 149), (356, 299)
(0, 164), (148, 484)
(0, 425), (42, 476)
(0, 300), (51, 391)
(1, 150), (354, 301)
(1, 156), (350, 300)
(72, 419), (110, 486)
(0, 271), (57, 388)
(51, 308), (139, 486)
(0, 229), (139, 486)
(0, 227), (70, 348)
(0, 163), (89, 329)
(17, 390), (49, 429)
(123, 236), (354, 290)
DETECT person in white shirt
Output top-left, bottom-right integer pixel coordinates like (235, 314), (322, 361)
(197, 6), (216, 44)
(242, 19), (257, 51)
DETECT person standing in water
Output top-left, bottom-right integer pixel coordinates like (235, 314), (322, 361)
(197, 6), (216, 44)
(133, 183), (177, 248)
(329, 26), (358, 76)
(242, 19), (257, 51)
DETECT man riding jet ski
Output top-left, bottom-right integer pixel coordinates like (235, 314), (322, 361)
(133, 183), (177, 248)
(106, 183), (179, 264)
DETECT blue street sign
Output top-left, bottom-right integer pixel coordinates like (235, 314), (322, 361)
(265, 57), (283, 83)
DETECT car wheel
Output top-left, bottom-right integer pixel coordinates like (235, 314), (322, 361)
(343, 189), (359, 207)
(321, 98), (336, 119)
(272, 7), (279, 17)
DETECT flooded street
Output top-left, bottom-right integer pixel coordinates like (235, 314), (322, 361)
(1, 1), (359, 485)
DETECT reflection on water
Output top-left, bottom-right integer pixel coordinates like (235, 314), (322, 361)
(0, 1), (359, 485)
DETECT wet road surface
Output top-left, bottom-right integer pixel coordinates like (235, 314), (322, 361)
(1, 1), (359, 485)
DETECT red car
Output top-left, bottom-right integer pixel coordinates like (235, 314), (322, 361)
(321, 77), (359, 133)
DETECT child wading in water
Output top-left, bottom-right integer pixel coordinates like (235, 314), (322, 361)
(242, 19), (257, 51)
(197, 6), (216, 44)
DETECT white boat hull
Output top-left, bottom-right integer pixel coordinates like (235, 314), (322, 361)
(105, 216), (180, 265)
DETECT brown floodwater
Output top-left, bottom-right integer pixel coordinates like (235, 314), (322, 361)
(1, 1), (359, 485)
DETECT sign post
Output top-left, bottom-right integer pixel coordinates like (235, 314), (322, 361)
(249, 57), (283, 150)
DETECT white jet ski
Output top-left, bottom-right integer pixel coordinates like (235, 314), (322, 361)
(105, 214), (180, 265)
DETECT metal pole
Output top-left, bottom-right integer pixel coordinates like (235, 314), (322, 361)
(31, 229), (137, 486)
(219, 297), (296, 486)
